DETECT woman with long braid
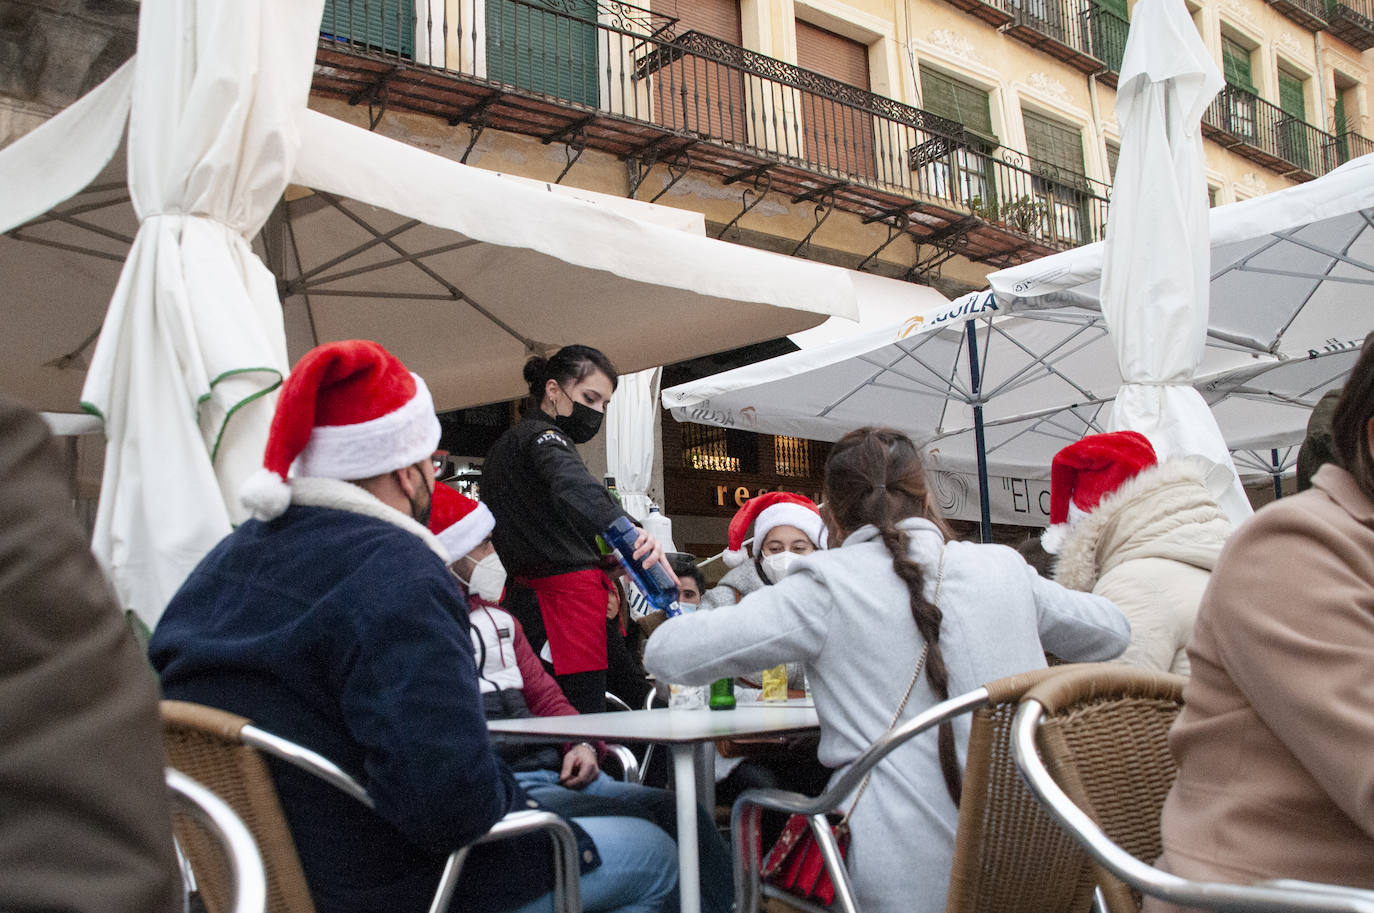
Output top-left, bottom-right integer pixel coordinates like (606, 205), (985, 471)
(645, 427), (1130, 913)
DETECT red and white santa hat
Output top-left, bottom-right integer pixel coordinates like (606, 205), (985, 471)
(240, 340), (440, 521)
(427, 482), (495, 561)
(1041, 431), (1157, 554)
(722, 492), (827, 568)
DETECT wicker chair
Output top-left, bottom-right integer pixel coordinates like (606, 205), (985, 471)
(161, 700), (582, 913)
(1012, 664), (1374, 913)
(730, 666), (1107, 913)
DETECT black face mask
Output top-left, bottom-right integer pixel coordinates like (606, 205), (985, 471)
(554, 391), (604, 444)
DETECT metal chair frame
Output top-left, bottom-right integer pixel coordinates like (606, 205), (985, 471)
(237, 723), (583, 913)
(730, 688), (992, 913)
(167, 767), (268, 913)
(1012, 698), (1374, 913)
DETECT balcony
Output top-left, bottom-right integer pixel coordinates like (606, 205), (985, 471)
(1325, 0), (1374, 49)
(1087, 6), (1128, 87)
(1003, 0), (1107, 75)
(1326, 129), (1374, 165)
(1264, 0), (1329, 31)
(1202, 85), (1337, 180)
(935, 0), (1016, 29)
(311, 0), (1113, 269)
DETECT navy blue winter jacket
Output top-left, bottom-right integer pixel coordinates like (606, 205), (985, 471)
(151, 499), (597, 913)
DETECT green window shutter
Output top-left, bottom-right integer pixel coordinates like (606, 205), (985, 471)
(919, 67), (995, 139)
(486, 0), (599, 106)
(1088, 0), (1128, 72)
(1222, 37), (1255, 93)
(1024, 110), (1084, 175)
(321, 0), (415, 57)
(1278, 70), (1306, 120)
(1105, 141), (1120, 181)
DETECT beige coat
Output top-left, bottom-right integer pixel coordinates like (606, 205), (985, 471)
(1146, 464), (1374, 908)
(1054, 460), (1232, 676)
(0, 397), (180, 913)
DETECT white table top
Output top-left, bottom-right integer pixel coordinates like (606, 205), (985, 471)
(487, 704), (820, 744)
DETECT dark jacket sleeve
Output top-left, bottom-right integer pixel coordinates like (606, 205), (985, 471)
(0, 397), (181, 913)
(527, 426), (632, 538)
(339, 569), (524, 854)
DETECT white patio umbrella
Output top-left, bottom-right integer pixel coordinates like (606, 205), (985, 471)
(1091, 0), (1250, 520)
(992, 153), (1374, 363)
(663, 293), (1270, 534)
(0, 0), (326, 623)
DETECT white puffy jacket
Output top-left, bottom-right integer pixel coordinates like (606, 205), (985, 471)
(1053, 460), (1233, 676)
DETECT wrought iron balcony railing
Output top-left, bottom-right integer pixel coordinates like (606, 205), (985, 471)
(315, 0), (1114, 252)
(1003, 0), (1105, 74)
(1325, 0), (1374, 49)
(1327, 129), (1374, 164)
(1087, 5), (1128, 84)
(1202, 85), (1338, 179)
(1264, 0), (1328, 31)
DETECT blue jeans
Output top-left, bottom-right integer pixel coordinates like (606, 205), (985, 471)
(510, 769), (733, 913)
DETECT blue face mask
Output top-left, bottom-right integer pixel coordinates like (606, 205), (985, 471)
(666, 600), (697, 619)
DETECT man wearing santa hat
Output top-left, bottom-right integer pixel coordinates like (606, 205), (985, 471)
(150, 340), (676, 913)
(1041, 430), (1232, 675)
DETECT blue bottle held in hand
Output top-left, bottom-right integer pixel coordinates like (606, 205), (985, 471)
(602, 516), (678, 611)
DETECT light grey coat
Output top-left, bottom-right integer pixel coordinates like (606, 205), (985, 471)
(645, 518), (1130, 913)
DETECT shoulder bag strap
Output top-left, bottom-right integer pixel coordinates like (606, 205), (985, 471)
(842, 544), (951, 822)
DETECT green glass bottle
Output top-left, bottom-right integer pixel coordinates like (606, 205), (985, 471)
(709, 677), (736, 711)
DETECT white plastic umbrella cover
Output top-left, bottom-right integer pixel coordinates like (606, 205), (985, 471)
(0, 0), (326, 622)
(606, 368), (663, 521)
(1097, 0), (1251, 520)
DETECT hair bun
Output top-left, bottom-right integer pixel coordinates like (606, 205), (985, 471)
(522, 356), (549, 385)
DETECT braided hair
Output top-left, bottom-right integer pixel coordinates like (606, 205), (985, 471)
(822, 427), (962, 803)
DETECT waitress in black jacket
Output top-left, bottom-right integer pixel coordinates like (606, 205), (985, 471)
(483, 345), (673, 713)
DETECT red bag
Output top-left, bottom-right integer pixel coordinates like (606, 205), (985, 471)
(760, 813), (850, 906)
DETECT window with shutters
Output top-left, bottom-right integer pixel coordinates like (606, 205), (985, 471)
(1220, 35), (1259, 143)
(1087, 0), (1128, 74)
(916, 66), (995, 205)
(1277, 69), (1311, 170)
(321, 0), (415, 57)
(795, 20), (876, 179)
(1105, 141), (1120, 182)
(486, 0), (599, 106)
(1221, 36), (1255, 92)
(649, 0), (747, 145)
(1023, 110), (1089, 244)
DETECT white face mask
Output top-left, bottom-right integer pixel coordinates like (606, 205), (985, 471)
(460, 552), (508, 604)
(760, 551), (804, 584)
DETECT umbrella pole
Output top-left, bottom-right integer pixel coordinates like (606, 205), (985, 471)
(965, 319), (992, 543)
(1272, 448), (1283, 501)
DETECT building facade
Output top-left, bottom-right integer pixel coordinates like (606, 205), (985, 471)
(0, 0), (1359, 553)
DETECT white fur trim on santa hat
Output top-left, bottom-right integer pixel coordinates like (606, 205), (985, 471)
(436, 501), (495, 561)
(754, 502), (827, 552)
(722, 547), (748, 569)
(292, 374), (440, 482)
(1040, 501), (1089, 555)
(241, 467), (293, 521)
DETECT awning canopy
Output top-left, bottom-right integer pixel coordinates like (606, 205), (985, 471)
(4, 120), (859, 414)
